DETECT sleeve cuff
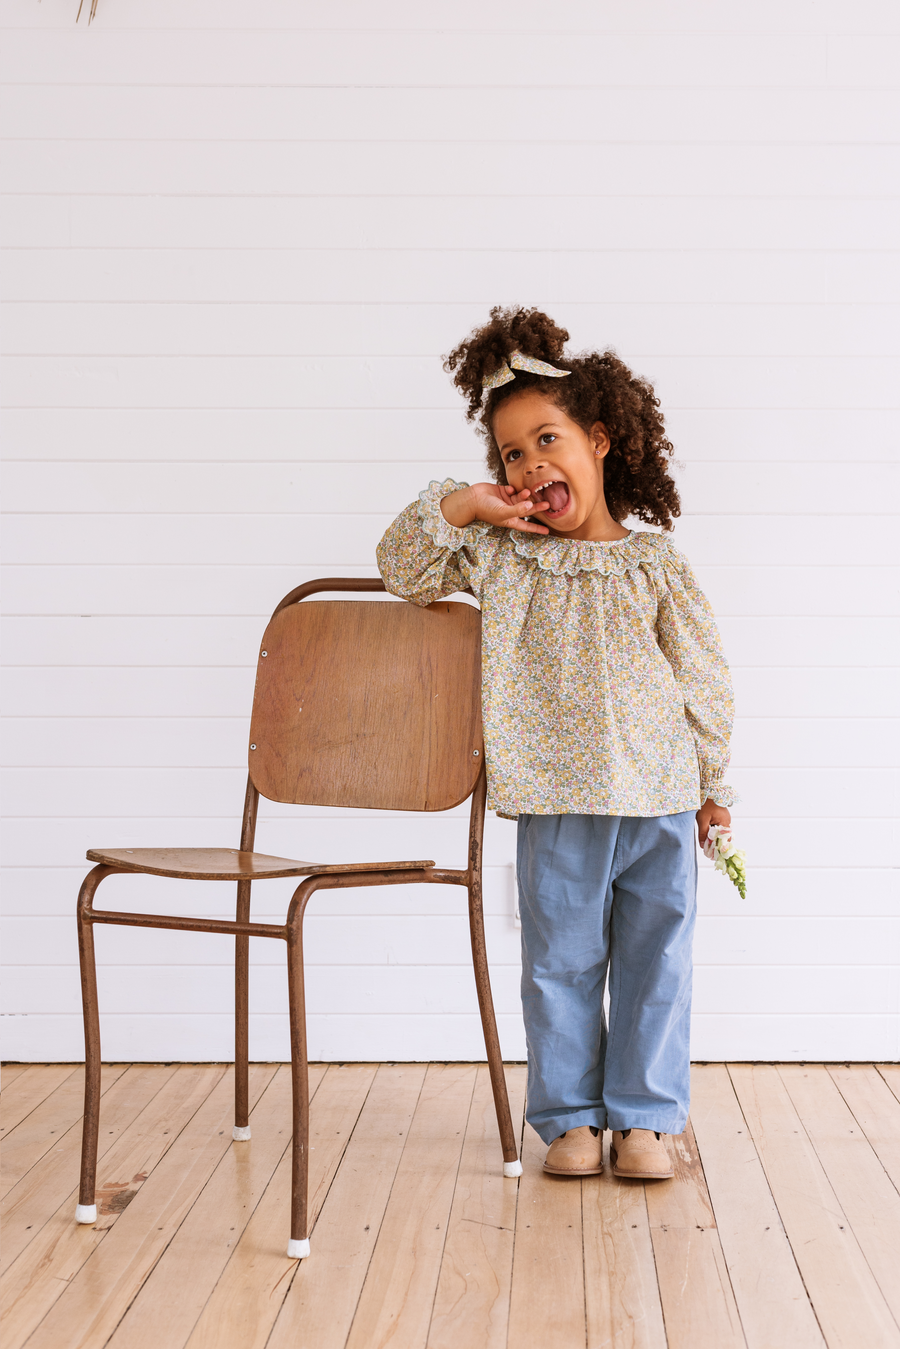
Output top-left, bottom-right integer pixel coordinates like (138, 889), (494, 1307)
(702, 783), (739, 808)
(417, 479), (491, 552)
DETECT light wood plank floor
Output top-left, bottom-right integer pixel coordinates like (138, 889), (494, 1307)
(2, 1062), (899, 1349)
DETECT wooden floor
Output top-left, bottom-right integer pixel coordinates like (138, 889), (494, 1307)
(2, 1063), (900, 1349)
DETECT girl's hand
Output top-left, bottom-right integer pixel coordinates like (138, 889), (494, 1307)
(440, 483), (550, 534)
(696, 800), (731, 847)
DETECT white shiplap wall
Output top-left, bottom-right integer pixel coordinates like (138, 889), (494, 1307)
(2, 0), (898, 1063)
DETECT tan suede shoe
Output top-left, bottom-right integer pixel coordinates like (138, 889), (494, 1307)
(610, 1128), (674, 1179)
(543, 1125), (603, 1176)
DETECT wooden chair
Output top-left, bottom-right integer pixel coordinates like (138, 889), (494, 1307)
(75, 577), (522, 1259)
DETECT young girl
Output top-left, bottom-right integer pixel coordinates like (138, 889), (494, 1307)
(377, 307), (734, 1180)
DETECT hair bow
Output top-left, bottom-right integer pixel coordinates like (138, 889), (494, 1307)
(482, 349), (571, 391)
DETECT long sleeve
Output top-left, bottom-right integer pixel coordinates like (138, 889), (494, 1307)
(655, 551), (737, 807)
(376, 478), (494, 606)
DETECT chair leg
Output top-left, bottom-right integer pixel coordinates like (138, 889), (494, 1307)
(76, 865), (114, 1223)
(233, 880), (252, 1141)
(286, 892), (311, 1259)
(467, 881), (522, 1176)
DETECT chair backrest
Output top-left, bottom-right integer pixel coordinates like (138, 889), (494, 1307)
(248, 597), (483, 812)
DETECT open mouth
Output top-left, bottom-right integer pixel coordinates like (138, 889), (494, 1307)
(531, 479), (571, 518)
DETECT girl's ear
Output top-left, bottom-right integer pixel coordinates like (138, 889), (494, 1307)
(591, 421), (611, 459)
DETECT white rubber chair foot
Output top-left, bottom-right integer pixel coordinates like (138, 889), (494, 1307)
(75, 1203), (98, 1224)
(503, 1159), (523, 1178)
(287, 1237), (310, 1259)
(232, 1125), (252, 1141)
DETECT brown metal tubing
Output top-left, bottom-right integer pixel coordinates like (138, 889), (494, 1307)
(235, 777), (260, 1130)
(424, 868), (467, 886)
(86, 909), (285, 940)
(283, 867), (436, 1245)
(271, 575), (386, 619)
(77, 864), (118, 1208)
(464, 767), (519, 1163)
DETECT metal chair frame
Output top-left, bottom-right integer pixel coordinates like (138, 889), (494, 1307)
(75, 577), (521, 1260)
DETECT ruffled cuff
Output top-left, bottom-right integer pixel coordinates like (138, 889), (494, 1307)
(702, 782), (739, 808)
(416, 479), (491, 552)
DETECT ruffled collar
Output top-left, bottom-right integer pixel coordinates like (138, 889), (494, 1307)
(512, 529), (665, 578)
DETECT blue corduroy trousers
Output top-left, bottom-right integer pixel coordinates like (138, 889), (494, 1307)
(516, 810), (698, 1144)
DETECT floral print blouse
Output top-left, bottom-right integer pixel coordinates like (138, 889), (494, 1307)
(377, 479), (736, 819)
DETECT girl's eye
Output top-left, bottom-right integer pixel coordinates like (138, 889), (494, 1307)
(538, 434), (556, 446)
(506, 449), (522, 462)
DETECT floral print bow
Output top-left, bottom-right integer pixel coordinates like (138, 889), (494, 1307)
(482, 350), (572, 390)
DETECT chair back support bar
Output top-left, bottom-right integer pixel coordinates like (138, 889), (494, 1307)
(249, 598), (483, 812)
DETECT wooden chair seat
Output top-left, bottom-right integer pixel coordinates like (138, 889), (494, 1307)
(85, 847), (434, 882)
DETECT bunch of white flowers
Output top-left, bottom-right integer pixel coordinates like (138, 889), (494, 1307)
(702, 825), (747, 899)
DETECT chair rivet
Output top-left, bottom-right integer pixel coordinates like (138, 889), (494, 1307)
(473, 749), (480, 756)
(250, 744), (257, 750)
(261, 650), (267, 657)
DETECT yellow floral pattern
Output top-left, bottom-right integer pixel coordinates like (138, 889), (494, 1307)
(377, 479), (736, 819)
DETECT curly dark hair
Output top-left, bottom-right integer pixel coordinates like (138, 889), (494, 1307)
(444, 305), (680, 530)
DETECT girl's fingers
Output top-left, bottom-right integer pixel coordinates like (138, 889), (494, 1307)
(507, 518), (549, 534)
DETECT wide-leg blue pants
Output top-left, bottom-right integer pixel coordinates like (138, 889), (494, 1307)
(517, 811), (697, 1144)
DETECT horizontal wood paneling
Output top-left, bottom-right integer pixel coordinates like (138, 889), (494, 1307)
(6, 0), (900, 35)
(6, 560), (900, 620)
(3, 960), (897, 1024)
(3, 406), (899, 464)
(5, 249), (897, 304)
(2, 864), (897, 921)
(3, 664), (896, 719)
(6, 353), (900, 410)
(7, 199), (900, 253)
(6, 460), (898, 519)
(6, 81), (900, 145)
(4, 516), (897, 569)
(3, 1), (896, 1061)
(4, 915), (897, 975)
(690, 1015), (900, 1063)
(1, 1008), (896, 1065)
(3, 765), (896, 827)
(2, 810), (893, 869)
(0, 31), (841, 90)
(3, 715), (897, 771)
(5, 612), (895, 665)
(0, 1009), (531, 1063)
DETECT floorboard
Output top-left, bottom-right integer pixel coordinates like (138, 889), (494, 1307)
(427, 1065), (526, 1349)
(266, 1064), (427, 1349)
(645, 1121), (745, 1349)
(582, 1136), (667, 1349)
(0, 1067), (78, 1140)
(690, 1064), (824, 1349)
(779, 1065), (900, 1327)
(730, 1064), (900, 1349)
(507, 1121), (585, 1349)
(828, 1064), (900, 1191)
(106, 1065), (319, 1349)
(1, 1064), (36, 1091)
(4, 1063), (900, 1349)
(1, 1065), (127, 1201)
(0, 1065), (177, 1279)
(184, 1064), (373, 1349)
(876, 1064), (900, 1107)
(344, 1064), (477, 1349)
(0, 1066), (228, 1349)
